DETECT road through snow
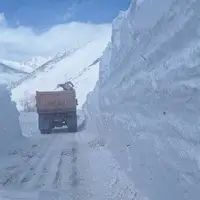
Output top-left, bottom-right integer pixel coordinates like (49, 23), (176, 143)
(0, 113), (141, 200)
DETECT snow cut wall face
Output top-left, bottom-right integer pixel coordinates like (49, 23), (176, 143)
(85, 0), (200, 200)
(0, 85), (22, 148)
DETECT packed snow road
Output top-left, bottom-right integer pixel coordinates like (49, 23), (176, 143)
(0, 112), (140, 200)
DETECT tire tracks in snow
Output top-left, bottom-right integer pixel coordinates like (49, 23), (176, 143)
(70, 139), (79, 189)
(0, 137), (54, 189)
(52, 151), (64, 189)
(17, 135), (57, 189)
(20, 135), (63, 190)
(0, 131), (142, 200)
(42, 134), (73, 190)
(0, 133), (78, 191)
(21, 134), (74, 190)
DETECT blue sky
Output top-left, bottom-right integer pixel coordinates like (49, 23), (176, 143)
(0, 0), (132, 61)
(0, 0), (131, 30)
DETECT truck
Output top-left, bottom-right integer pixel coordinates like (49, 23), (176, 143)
(35, 89), (78, 134)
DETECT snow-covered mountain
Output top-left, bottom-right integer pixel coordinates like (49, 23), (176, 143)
(0, 59), (33, 73)
(84, 0), (200, 200)
(11, 27), (111, 111)
(0, 57), (53, 86)
(20, 56), (52, 71)
(0, 61), (28, 85)
(0, 56), (54, 74)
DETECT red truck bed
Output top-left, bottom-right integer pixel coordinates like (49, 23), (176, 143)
(36, 90), (77, 113)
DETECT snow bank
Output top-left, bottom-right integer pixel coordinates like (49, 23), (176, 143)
(85, 0), (200, 199)
(0, 85), (22, 148)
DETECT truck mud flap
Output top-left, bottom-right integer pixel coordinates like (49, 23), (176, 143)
(38, 115), (52, 134)
(67, 113), (78, 133)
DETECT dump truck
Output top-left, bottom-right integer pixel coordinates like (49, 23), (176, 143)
(35, 89), (78, 134)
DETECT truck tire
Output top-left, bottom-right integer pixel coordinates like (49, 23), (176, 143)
(40, 129), (51, 134)
(67, 112), (78, 133)
(38, 114), (52, 134)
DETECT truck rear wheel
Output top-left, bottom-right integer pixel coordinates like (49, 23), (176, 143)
(38, 114), (52, 134)
(40, 129), (51, 134)
(67, 112), (78, 133)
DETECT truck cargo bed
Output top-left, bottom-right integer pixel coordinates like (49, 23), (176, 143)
(36, 90), (77, 113)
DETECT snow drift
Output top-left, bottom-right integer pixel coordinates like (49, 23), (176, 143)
(85, 0), (200, 199)
(0, 85), (22, 149)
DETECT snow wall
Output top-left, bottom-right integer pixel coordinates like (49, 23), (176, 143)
(0, 85), (22, 148)
(84, 0), (200, 199)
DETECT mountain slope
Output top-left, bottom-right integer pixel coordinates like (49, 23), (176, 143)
(20, 56), (52, 71)
(12, 30), (111, 110)
(0, 59), (33, 74)
(84, 0), (200, 200)
(0, 61), (29, 85)
(0, 61), (29, 74)
(0, 57), (53, 86)
(10, 46), (82, 90)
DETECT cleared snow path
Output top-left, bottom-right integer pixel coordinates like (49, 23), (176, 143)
(0, 113), (142, 200)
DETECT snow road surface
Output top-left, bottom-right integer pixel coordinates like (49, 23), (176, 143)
(0, 113), (142, 200)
